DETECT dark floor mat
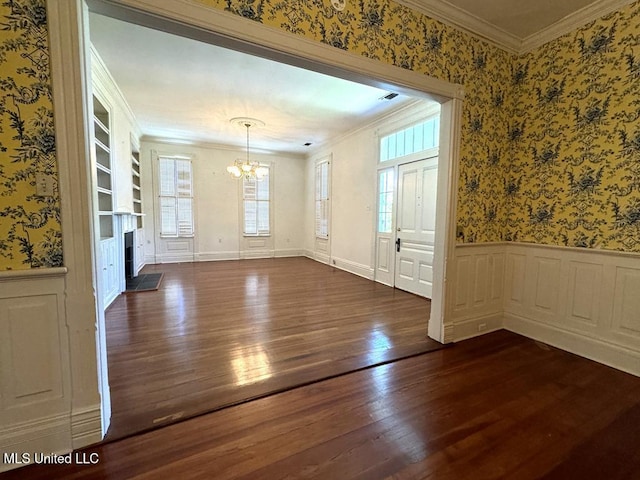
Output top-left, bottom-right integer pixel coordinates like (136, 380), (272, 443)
(125, 273), (163, 292)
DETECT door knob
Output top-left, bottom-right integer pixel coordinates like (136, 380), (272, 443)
(395, 238), (401, 252)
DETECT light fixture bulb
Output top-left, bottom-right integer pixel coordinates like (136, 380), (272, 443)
(226, 117), (265, 180)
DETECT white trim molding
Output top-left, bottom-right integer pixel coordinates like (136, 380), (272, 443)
(0, 414), (70, 473)
(48, 0), (108, 445)
(397, 0), (634, 55)
(330, 256), (375, 281)
(71, 406), (103, 449)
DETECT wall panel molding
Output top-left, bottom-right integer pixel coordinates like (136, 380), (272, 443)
(450, 243), (505, 340)
(453, 242), (640, 376)
(0, 274), (72, 472)
(504, 243), (640, 376)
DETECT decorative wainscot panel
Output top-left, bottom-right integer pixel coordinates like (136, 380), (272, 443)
(449, 243), (505, 341)
(0, 269), (72, 472)
(504, 243), (640, 376)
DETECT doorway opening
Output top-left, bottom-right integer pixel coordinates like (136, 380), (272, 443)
(58, 0), (463, 443)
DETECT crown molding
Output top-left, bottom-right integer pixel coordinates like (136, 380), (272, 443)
(140, 135), (306, 159)
(519, 0), (635, 53)
(396, 0), (521, 54)
(396, 0), (635, 55)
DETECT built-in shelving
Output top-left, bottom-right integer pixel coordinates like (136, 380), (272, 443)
(131, 146), (143, 229)
(93, 95), (113, 240)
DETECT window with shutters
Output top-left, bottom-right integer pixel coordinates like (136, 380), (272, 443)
(243, 166), (270, 236)
(158, 156), (194, 237)
(315, 160), (329, 238)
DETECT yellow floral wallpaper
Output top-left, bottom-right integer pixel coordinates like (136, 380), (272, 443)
(1, 0), (638, 270)
(195, 0), (515, 244)
(196, 0), (640, 252)
(0, 0), (61, 269)
(508, 1), (640, 251)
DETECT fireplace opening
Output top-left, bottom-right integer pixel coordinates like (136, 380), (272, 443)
(124, 231), (135, 279)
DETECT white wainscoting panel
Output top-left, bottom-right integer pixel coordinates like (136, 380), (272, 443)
(156, 237), (195, 263)
(503, 243), (640, 376)
(612, 267), (640, 339)
(313, 237), (330, 264)
(532, 256), (562, 319)
(450, 243), (505, 341)
(567, 260), (602, 326)
(0, 269), (72, 472)
(505, 252), (526, 306)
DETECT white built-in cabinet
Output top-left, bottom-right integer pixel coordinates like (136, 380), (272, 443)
(92, 95), (119, 307)
(131, 142), (145, 275)
(93, 96), (113, 241)
(91, 46), (144, 308)
(100, 236), (119, 305)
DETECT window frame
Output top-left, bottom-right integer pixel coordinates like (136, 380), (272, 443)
(242, 163), (272, 237)
(157, 155), (194, 238)
(315, 158), (330, 239)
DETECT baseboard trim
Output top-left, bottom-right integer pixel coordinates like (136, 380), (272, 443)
(71, 405), (102, 449)
(331, 257), (375, 280)
(309, 252), (330, 265)
(0, 413), (71, 473)
(504, 313), (640, 377)
(155, 253), (195, 263)
(194, 251), (240, 262)
(240, 249), (275, 259)
(452, 313), (504, 342)
(274, 248), (304, 258)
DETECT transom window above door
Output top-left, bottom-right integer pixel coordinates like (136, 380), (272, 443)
(379, 115), (440, 163)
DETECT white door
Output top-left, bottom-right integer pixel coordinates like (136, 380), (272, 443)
(394, 158), (438, 298)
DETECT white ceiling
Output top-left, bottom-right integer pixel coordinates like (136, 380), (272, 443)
(89, 13), (417, 156)
(88, 1), (626, 153)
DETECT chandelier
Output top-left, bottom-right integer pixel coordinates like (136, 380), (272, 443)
(226, 117), (267, 180)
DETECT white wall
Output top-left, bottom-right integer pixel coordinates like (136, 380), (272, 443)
(305, 101), (439, 279)
(141, 140), (306, 263)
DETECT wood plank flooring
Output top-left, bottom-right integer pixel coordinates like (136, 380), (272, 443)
(104, 257), (439, 439)
(6, 330), (640, 479)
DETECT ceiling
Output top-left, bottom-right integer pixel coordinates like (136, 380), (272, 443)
(89, 13), (418, 156)
(88, 1), (627, 153)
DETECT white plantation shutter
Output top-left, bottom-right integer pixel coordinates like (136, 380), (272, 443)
(315, 160), (329, 238)
(243, 167), (270, 235)
(159, 158), (176, 196)
(158, 157), (193, 237)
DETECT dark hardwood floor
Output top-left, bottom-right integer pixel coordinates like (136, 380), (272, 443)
(6, 330), (640, 479)
(104, 257), (439, 439)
